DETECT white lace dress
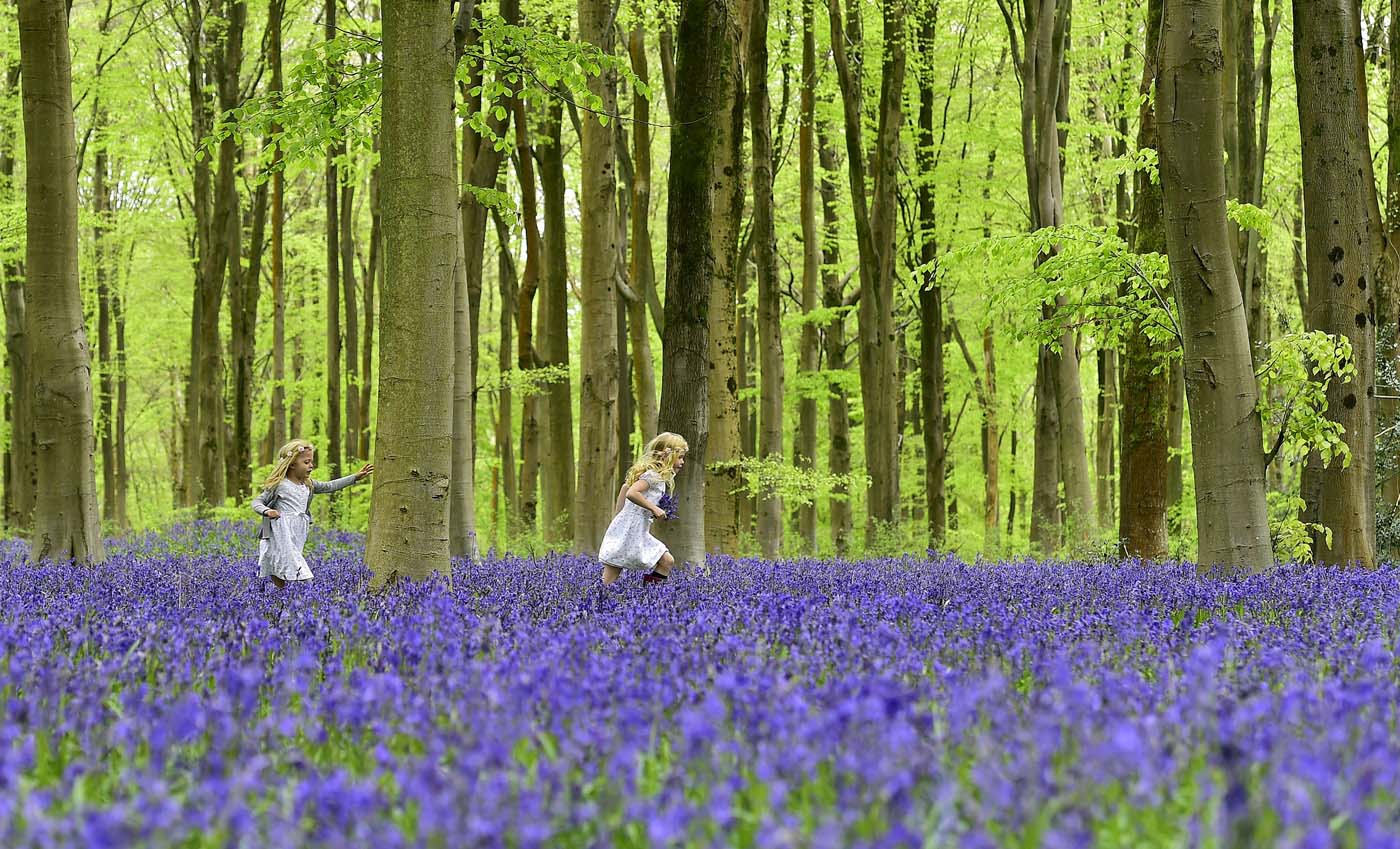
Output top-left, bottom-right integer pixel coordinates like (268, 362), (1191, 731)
(597, 471), (669, 572)
(257, 479), (314, 581)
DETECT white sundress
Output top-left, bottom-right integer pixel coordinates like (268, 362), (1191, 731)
(597, 471), (670, 572)
(258, 479), (314, 581)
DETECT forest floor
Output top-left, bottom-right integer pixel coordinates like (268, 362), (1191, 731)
(2, 522), (1398, 847)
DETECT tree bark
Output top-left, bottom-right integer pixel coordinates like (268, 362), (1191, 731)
(268, 0), (287, 459)
(492, 211), (517, 525)
(574, 0), (621, 556)
(342, 181), (361, 462)
(1293, 0), (1377, 567)
(362, 141), (380, 462)
(324, 0), (342, 480)
(17, 0), (105, 562)
(1118, 0), (1170, 559)
(514, 102), (542, 533)
(538, 100), (575, 546)
(368, 0), (458, 585)
(828, 0), (907, 546)
(750, 0), (785, 558)
(916, 7), (946, 551)
(1157, 0), (1273, 573)
(704, 3), (746, 556)
(657, 0), (731, 567)
(0, 54), (30, 532)
(817, 130), (853, 556)
(627, 27), (660, 439)
(795, 0), (821, 554)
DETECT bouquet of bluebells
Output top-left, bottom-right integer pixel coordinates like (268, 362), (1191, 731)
(657, 492), (679, 520)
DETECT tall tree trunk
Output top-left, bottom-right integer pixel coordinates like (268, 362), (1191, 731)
(95, 136), (116, 526)
(817, 131), (853, 556)
(627, 27), (660, 439)
(369, 0), (457, 584)
(268, 0), (287, 459)
(362, 143), (380, 461)
(114, 284), (128, 528)
(1, 57), (31, 532)
(750, 0), (785, 558)
(492, 211), (517, 522)
(1118, 0), (1170, 559)
(657, 0), (730, 567)
(341, 182), (361, 462)
(704, 4), (745, 556)
(17, 0), (105, 562)
(538, 100), (575, 546)
(514, 102), (541, 533)
(1158, 0), (1273, 573)
(324, 0), (342, 480)
(828, 0), (907, 546)
(795, 0), (821, 554)
(1380, 0), (1400, 512)
(575, 0), (621, 556)
(1294, 0), (1377, 567)
(916, 8), (946, 551)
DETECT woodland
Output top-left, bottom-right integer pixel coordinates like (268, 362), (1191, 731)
(2, 0), (1396, 578)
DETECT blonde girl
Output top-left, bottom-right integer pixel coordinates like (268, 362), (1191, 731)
(597, 432), (688, 585)
(251, 439), (373, 586)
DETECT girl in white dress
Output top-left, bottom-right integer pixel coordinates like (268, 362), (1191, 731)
(251, 439), (373, 586)
(598, 432), (688, 585)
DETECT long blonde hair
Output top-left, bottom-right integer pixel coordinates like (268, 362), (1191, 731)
(261, 439), (315, 491)
(622, 432), (689, 491)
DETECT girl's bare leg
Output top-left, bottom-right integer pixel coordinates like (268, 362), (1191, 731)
(653, 552), (674, 577)
(601, 565), (623, 585)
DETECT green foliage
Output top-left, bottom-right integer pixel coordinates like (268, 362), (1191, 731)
(1269, 491), (1330, 563)
(1257, 330), (1355, 469)
(712, 455), (866, 511)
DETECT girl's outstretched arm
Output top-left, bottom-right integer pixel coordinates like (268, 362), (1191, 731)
(312, 465), (372, 494)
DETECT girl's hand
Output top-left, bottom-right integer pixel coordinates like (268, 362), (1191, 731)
(265, 509), (281, 520)
(652, 507), (667, 521)
(355, 463), (375, 481)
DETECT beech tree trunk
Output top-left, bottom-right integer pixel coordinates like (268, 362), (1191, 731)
(1, 55), (32, 532)
(704, 3), (745, 556)
(514, 101), (542, 532)
(627, 27), (660, 439)
(492, 211), (518, 525)
(750, 0), (785, 558)
(817, 130), (853, 557)
(325, 0), (342, 480)
(575, 0), (621, 556)
(538, 101), (575, 546)
(657, 0), (731, 567)
(342, 182), (361, 462)
(795, 0), (821, 555)
(268, 0), (288, 459)
(369, 0), (457, 584)
(1157, 0), (1273, 573)
(1118, 0), (1170, 559)
(916, 8), (946, 551)
(17, 0), (105, 562)
(828, 0), (907, 546)
(1294, 0), (1377, 567)
(362, 144), (379, 462)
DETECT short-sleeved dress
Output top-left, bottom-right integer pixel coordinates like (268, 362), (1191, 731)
(257, 479), (314, 581)
(597, 470), (669, 572)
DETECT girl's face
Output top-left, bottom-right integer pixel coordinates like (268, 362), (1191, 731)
(289, 449), (316, 480)
(672, 450), (686, 473)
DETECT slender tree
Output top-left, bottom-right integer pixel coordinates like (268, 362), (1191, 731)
(17, 0), (105, 562)
(1293, 0), (1377, 567)
(268, 0), (288, 459)
(704, 2), (745, 556)
(514, 102), (542, 531)
(750, 0), (785, 558)
(627, 25), (660, 438)
(1119, 0), (1169, 559)
(828, 0), (907, 546)
(368, 0), (458, 584)
(915, 4), (946, 551)
(1157, 0), (1273, 573)
(537, 99), (575, 546)
(325, 0), (343, 480)
(658, 0), (732, 567)
(817, 130), (854, 556)
(575, 0), (621, 555)
(795, 0), (821, 554)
